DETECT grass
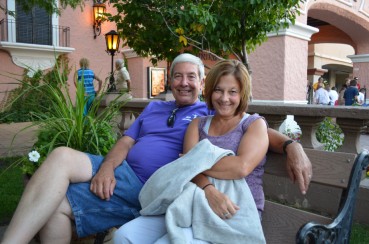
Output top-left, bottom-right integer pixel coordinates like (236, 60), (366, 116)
(351, 223), (369, 243)
(0, 156), (369, 242)
(0, 156), (24, 225)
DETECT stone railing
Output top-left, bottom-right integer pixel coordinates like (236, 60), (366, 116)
(111, 98), (369, 154)
(247, 103), (369, 154)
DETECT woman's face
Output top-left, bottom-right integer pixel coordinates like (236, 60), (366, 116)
(211, 74), (241, 117)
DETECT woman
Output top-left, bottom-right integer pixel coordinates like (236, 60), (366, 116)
(74, 58), (102, 115)
(114, 59), (269, 243)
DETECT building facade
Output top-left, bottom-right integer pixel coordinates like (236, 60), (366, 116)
(1, 0), (368, 105)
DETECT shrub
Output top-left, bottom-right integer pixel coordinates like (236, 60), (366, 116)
(0, 55), (71, 123)
(316, 117), (344, 152)
(1, 57), (127, 175)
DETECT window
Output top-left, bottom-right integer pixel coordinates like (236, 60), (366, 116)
(15, 1), (52, 45)
(0, 0), (74, 74)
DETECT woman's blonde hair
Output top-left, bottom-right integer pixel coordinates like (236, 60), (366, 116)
(79, 58), (89, 69)
(204, 59), (251, 115)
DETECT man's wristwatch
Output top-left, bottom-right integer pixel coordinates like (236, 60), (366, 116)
(283, 139), (294, 154)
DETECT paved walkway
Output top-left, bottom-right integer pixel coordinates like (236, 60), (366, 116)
(0, 122), (38, 158)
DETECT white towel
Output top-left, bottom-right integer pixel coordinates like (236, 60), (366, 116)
(139, 139), (266, 244)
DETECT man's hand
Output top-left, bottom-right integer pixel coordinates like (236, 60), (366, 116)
(90, 163), (116, 200)
(285, 142), (312, 195)
(204, 185), (240, 219)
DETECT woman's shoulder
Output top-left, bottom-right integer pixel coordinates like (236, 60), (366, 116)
(197, 115), (213, 128)
(241, 113), (267, 129)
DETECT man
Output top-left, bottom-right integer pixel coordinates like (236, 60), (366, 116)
(313, 82), (330, 105)
(328, 86), (338, 106)
(343, 79), (359, 106)
(2, 53), (312, 243)
(357, 88), (365, 105)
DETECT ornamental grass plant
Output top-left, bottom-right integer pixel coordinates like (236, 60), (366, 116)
(0, 56), (127, 176)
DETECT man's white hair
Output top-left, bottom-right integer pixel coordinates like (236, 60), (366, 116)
(115, 59), (125, 68)
(170, 53), (205, 80)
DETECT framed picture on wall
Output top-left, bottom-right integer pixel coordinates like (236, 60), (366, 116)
(148, 67), (166, 98)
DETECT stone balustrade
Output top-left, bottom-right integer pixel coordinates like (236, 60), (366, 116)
(107, 98), (369, 154)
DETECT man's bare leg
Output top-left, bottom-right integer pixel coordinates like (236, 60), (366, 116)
(39, 196), (73, 244)
(1, 147), (93, 244)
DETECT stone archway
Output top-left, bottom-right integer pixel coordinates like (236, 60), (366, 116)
(248, 0), (369, 103)
(307, 1), (369, 93)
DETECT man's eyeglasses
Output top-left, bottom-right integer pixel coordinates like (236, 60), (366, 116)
(167, 108), (179, 127)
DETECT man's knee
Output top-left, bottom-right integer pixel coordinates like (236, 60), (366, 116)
(48, 147), (76, 161)
(42, 147), (92, 179)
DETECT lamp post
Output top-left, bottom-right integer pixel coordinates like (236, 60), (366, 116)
(105, 30), (120, 92)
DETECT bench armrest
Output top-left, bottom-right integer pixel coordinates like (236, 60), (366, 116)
(296, 150), (369, 243)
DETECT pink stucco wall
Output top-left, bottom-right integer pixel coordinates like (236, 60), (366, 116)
(0, 49), (24, 104)
(248, 36), (307, 102)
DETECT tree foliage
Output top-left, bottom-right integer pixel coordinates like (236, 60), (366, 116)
(108, 0), (303, 69)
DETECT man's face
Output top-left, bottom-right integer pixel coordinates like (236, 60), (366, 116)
(171, 62), (202, 106)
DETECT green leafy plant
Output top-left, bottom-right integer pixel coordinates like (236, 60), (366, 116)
(1, 58), (127, 176)
(0, 56), (71, 123)
(316, 117), (344, 152)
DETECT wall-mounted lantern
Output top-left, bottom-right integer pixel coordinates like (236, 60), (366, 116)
(105, 30), (120, 92)
(93, 0), (106, 39)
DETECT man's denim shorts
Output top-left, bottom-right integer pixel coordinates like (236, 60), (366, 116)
(66, 153), (143, 238)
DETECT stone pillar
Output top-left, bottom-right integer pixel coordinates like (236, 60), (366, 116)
(347, 54), (369, 104)
(250, 22), (318, 103)
(294, 116), (325, 149)
(335, 118), (368, 154)
(261, 114), (287, 131)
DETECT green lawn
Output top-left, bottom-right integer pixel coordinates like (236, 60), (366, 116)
(0, 157), (369, 242)
(0, 157), (24, 224)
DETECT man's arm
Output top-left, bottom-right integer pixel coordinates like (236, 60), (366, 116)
(267, 128), (312, 195)
(90, 136), (135, 200)
(94, 75), (103, 94)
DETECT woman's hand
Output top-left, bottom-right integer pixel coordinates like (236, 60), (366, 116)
(204, 185), (240, 219)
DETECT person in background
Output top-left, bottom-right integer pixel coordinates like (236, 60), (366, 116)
(354, 77), (361, 90)
(306, 79), (313, 104)
(357, 88), (365, 105)
(328, 86), (338, 106)
(114, 59), (132, 96)
(1, 53), (312, 244)
(74, 58), (102, 115)
(313, 77), (324, 92)
(313, 82), (330, 105)
(338, 84), (348, 105)
(343, 79), (359, 106)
